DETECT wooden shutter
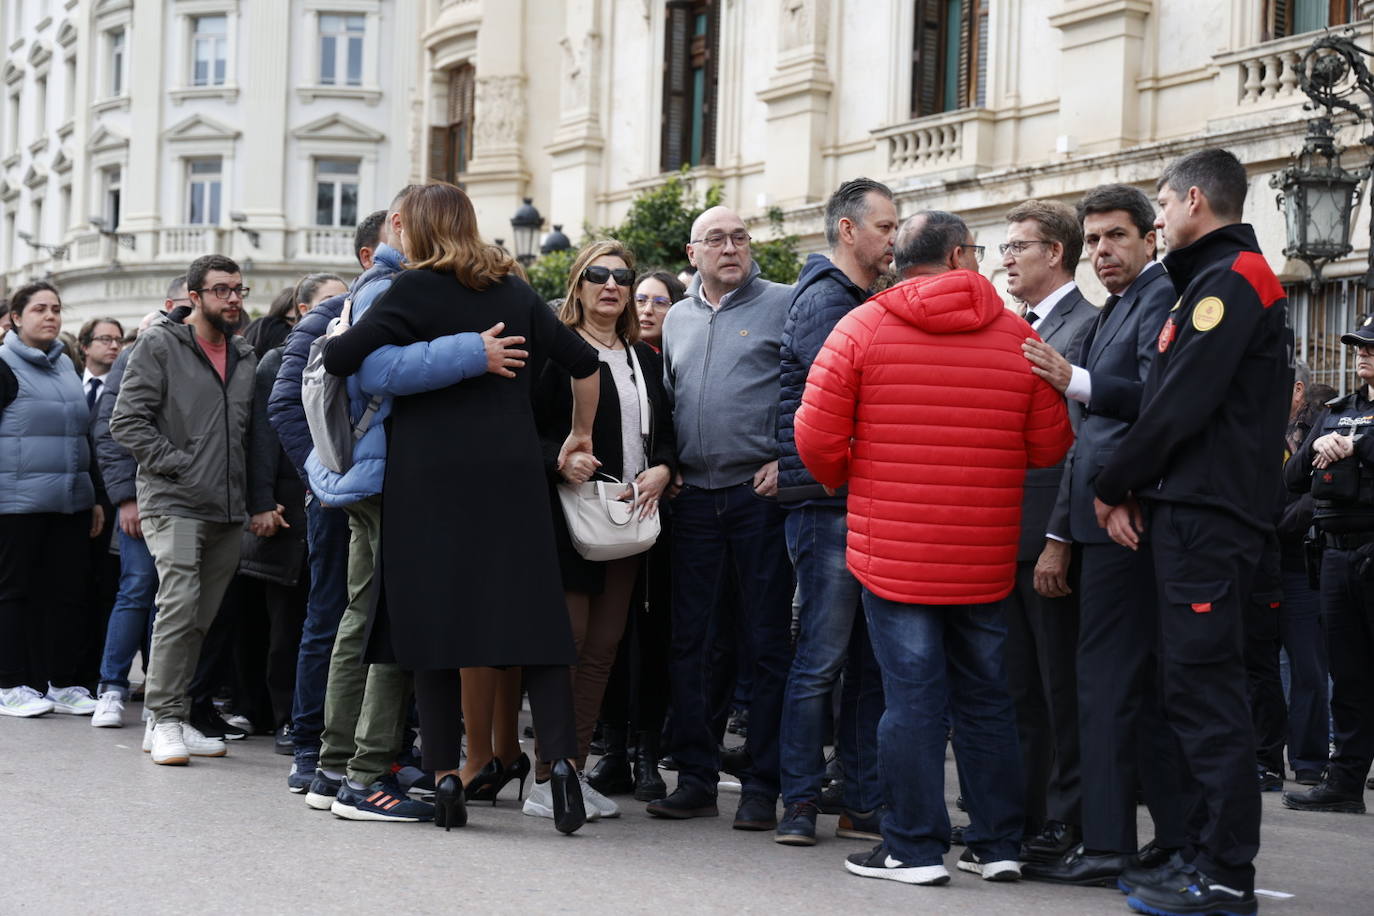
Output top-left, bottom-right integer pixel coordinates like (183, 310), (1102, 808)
(700, 0), (720, 166)
(428, 125), (450, 181)
(911, 0), (944, 118)
(661, 1), (693, 171)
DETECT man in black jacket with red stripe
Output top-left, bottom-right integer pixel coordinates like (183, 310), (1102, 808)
(1093, 149), (1293, 916)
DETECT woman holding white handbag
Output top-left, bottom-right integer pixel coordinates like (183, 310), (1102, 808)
(531, 240), (677, 820)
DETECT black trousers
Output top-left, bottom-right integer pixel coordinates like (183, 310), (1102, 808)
(0, 511), (92, 689)
(599, 532), (672, 737)
(1244, 533), (1286, 774)
(414, 665), (578, 773)
(78, 500), (118, 690)
(1149, 502), (1262, 893)
(1001, 554), (1081, 833)
(1319, 546), (1374, 789)
(1077, 539), (1193, 853)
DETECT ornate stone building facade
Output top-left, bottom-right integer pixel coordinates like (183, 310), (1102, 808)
(418, 0), (1374, 390)
(0, 0), (419, 325)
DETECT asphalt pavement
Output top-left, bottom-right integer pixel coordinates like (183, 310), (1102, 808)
(2, 704), (1369, 915)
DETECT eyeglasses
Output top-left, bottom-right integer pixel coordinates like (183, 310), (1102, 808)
(691, 231), (751, 249)
(997, 240), (1054, 257)
(634, 294), (672, 308)
(89, 335), (123, 346)
(582, 266), (635, 286)
(195, 285), (250, 301)
(957, 244), (986, 263)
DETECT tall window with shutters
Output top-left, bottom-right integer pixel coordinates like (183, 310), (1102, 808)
(661, 0), (719, 172)
(429, 64), (475, 186)
(1262, 0), (1354, 41)
(910, 0), (988, 119)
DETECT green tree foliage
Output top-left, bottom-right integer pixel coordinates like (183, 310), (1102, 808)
(523, 168), (803, 299)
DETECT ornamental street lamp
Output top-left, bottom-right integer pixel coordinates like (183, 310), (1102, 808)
(541, 224), (572, 256)
(1271, 31), (1374, 290)
(510, 198), (544, 266)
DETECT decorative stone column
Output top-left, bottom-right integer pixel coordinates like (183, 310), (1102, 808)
(464, 0), (531, 241)
(1048, 0), (1152, 154)
(236, 0), (292, 259)
(547, 0), (604, 238)
(120, 0), (166, 250)
(757, 0), (832, 207)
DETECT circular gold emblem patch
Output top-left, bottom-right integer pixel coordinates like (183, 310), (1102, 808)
(1192, 297), (1224, 332)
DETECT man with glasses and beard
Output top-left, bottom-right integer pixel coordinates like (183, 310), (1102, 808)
(112, 254), (279, 766)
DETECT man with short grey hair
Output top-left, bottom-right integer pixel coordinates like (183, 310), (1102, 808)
(774, 178), (896, 846)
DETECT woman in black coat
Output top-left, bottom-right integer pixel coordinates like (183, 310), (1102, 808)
(531, 241), (675, 819)
(322, 182), (601, 834)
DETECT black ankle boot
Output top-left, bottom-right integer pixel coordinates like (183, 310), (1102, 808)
(587, 724), (634, 795)
(633, 730), (666, 802)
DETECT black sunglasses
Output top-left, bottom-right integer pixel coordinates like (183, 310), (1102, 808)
(583, 266), (635, 286)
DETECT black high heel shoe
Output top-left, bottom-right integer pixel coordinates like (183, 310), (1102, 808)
(434, 774), (467, 831)
(550, 758), (586, 835)
(463, 756), (505, 805)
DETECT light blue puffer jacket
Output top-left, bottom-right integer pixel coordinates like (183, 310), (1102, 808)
(0, 334), (95, 514)
(305, 245), (486, 506)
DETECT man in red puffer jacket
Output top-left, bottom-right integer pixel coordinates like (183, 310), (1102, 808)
(796, 263), (1072, 888)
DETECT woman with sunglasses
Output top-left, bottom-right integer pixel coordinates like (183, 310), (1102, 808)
(529, 241), (677, 820)
(322, 182), (601, 834)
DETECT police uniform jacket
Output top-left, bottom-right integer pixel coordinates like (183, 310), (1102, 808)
(1094, 223), (1292, 530)
(1285, 388), (1374, 534)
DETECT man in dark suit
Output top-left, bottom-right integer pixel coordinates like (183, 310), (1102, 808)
(995, 200), (1096, 862)
(1021, 184), (1192, 886)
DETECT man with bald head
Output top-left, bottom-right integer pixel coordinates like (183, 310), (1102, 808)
(893, 210), (982, 278)
(648, 205), (796, 831)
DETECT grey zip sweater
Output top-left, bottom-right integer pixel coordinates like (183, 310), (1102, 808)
(662, 261), (793, 489)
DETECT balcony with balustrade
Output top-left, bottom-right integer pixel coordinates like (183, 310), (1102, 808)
(870, 108), (997, 182)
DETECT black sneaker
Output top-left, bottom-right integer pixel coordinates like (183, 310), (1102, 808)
(774, 801), (819, 846)
(330, 780), (435, 822)
(274, 724), (296, 756)
(1257, 766), (1283, 792)
(733, 793), (778, 831)
(957, 847), (1021, 881)
(190, 706), (247, 741)
(1282, 779), (1366, 814)
(288, 752), (319, 794)
(844, 844), (950, 885)
(1126, 864), (1256, 916)
(645, 783), (718, 819)
(818, 779), (845, 815)
(1118, 843), (1185, 895)
(305, 770), (343, 811)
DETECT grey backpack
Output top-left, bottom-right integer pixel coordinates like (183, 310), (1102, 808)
(301, 305), (382, 474)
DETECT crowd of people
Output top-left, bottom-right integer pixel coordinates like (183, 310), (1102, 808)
(0, 145), (1367, 916)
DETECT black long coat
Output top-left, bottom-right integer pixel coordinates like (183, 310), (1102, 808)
(322, 268), (599, 669)
(533, 340), (677, 594)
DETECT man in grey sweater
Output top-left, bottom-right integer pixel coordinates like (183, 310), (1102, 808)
(647, 206), (796, 831)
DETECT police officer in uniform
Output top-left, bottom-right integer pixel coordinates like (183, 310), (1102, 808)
(1282, 320), (1374, 815)
(1092, 149), (1292, 916)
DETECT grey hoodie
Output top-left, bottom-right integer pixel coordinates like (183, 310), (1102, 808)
(662, 261), (793, 488)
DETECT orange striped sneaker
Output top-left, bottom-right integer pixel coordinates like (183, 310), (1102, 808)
(330, 779), (435, 822)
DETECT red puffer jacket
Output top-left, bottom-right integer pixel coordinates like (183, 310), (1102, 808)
(795, 270), (1072, 605)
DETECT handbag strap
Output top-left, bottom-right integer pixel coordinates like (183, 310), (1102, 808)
(626, 344), (651, 458)
(597, 479), (639, 527)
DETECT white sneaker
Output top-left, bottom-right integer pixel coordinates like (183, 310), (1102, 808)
(147, 719), (189, 765)
(180, 721), (227, 757)
(580, 773), (620, 818)
(91, 691), (124, 727)
(522, 778), (601, 821)
(0, 685), (54, 718)
(45, 684), (97, 715)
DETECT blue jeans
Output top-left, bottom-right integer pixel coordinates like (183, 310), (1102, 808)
(668, 482), (794, 798)
(97, 529), (159, 698)
(780, 505), (884, 812)
(291, 499), (350, 758)
(862, 588), (1024, 866)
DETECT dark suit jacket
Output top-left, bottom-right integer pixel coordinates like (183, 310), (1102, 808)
(1049, 261), (1175, 544)
(1018, 286), (1096, 561)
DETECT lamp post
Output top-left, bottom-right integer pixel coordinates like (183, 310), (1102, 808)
(1271, 30), (1374, 291)
(541, 224), (572, 256)
(16, 230), (68, 261)
(510, 197), (544, 266)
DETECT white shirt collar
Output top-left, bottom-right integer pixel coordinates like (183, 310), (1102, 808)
(82, 367), (106, 387)
(1026, 281), (1078, 330)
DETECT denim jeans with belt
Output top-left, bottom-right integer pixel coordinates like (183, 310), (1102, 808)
(668, 482), (794, 799)
(779, 504), (884, 812)
(862, 588), (1024, 866)
(290, 499), (350, 759)
(97, 528), (158, 698)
